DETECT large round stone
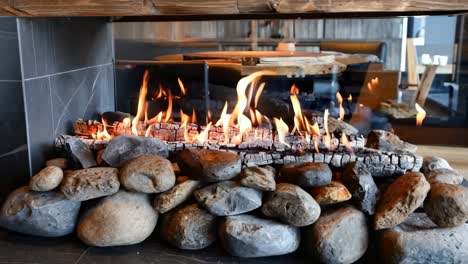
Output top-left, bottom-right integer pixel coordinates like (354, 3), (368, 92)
(262, 183), (320, 227)
(424, 183), (468, 227)
(120, 155), (175, 193)
(421, 156), (452, 175)
(61, 167), (120, 201)
(304, 205), (368, 264)
(0, 186), (81, 237)
(102, 135), (168, 167)
(239, 166), (276, 191)
(29, 166), (63, 191)
(219, 214), (300, 258)
(160, 204), (216, 250)
(310, 181), (352, 205)
(77, 190), (158, 247)
(425, 168), (463, 185)
(154, 179), (201, 214)
(194, 181), (262, 216)
(177, 149), (241, 182)
(374, 172), (430, 230)
(380, 213), (468, 264)
(279, 162), (332, 188)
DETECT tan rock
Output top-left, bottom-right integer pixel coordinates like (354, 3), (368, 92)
(77, 190), (157, 247)
(154, 179), (202, 214)
(239, 166), (276, 191)
(61, 167), (120, 201)
(424, 183), (468, 227)
(45, 158), (68, 169)
(29, 166), (63, 191)
(310, 181), (352, 205)
(374, 172), (430, 230)
(425, 168), (463, 185)
(120, 155), (175, 193)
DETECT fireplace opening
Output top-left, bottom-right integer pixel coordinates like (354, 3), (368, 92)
(0, 11), (467, 264)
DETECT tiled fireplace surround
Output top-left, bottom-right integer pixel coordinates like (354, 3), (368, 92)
(0, 17), (115, 200)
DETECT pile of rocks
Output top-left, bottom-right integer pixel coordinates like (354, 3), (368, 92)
(0, 134), (467, 264)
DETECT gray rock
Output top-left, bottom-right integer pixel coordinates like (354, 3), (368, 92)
(424, 183), (468, 227)
(29, 166), (63, 191)
(379, 213), (468, 264)
(178, 149), (241, 182)
(262, 183), (320, 227)
(366, 130), (417, 153)
(425, 168), (463, 185)
(421, 156), (452, 175)
(154, 179), (201, 214)
(77, 190), (158, 247)
(61, 167), (120, 201)
(160, 204), (216, 250)
(120, 155), (175, 193)
(343, 161), (380, 215)
(239, 166), (276, 191)
(327, 115), (359, 135)
(102, 135), (168, 167)
(304, 205), (368, 264)
(194, 181), (262, 216)
(45, 158), (69, 169)
(280, 162), (332, 188)
(65, 137), (96, 168)
(219, 214), (300, 258)
(374, 172), (430, 230)
(0, 186), (81, 237)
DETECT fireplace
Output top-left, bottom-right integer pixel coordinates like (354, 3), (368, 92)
(0, 3), (468, 263)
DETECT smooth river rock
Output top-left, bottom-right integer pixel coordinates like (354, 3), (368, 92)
(77, 190), (158, 247)
(160, 204), (216, 250)
(61, 167), (120, 201)
(342, 161), (380, 215)
(219, 214), (300, 258)
(425, 168), (463, 185)
(0, 186), (81, 237)
(304, 205), (368, 264)
(424, 183), (468, 227)
(374, 172), (430, 230)
(154, 179), (201, 214)
(102, 135), (168, 167)
(280, 162), (332, 188)
(194, 181), (262, 216)
(239, 166), (276, 191)
(262, 183), (320, 226)
(421, 156), (452, 175)
(178, 149), (241, 182)
(310, 181), (352, 205)
(120, 155), (175, 193)
(379, 213), (468, 264)
(65, 137), (96, 169)
(29, 166), (63, 191)
(366, 130), (417, 153)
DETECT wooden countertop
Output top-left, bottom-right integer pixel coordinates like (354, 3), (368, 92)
(417, 145), (468, 179)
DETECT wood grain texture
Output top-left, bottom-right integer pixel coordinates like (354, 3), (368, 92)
(1, 0), (468, 17)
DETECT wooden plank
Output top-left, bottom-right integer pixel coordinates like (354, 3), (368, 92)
(406, 38), (420, 89)
(415, 65), (438, 107)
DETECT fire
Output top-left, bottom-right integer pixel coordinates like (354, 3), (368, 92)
(341, 132), (353, 153)
(233, 113), (252, 145)
(323, 109), (334, 150)
(254, 82), (266, 109)
(290, 84), (299, 95)
(178, 78), (186, 95)
(194, 122), (212, 145)
(415, 103), (426, 126)
(347, 94), (352, 102)
(164, 90), (173, 122)
(314, 138), (319, 153)
(145, 125), (152, 137)
(310, 122), (320, 136)
(367, 77), (379, 93)
(191, 108), (197, 124)
(92, 118), (112, 140)
(274, 117), (290, 147)
(132, 70), (150, 136)
(180, 110), (191, 142)
(336, 92), (345, 120)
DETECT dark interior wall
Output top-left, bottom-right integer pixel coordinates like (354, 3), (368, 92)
(17, 18), (116, 175)
(0, 17), (29, 201)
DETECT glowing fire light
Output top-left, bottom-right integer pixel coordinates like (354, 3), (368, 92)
(232, 113), (252, 145)
(290, 84), (300, 95)
(145, 125), (152, 137)
(341, 132), (353, 153)
(194, 122), (212, 145)
(367, 77), (379, 93)
(347, 94), (352, 102)
(415, 103), (426, 126)
(254, 82), (266, 109)
(191, 108), (197, 124)
(314, 138), (320, 153)
(132, 70), (150, 136)
(274, 117), (290, 147)
(180, 110), (191, 142)
(122, 117), (131, 128)
(92, 118), (112, 140)
(164, 90), (173, 122)
(336, 92), (345, 121)
(178, 78), (186, 95)
(324, 109), (334, 150)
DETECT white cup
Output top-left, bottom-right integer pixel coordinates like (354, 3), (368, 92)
(438, 56), (448, 66)
(421, 54), (432, 65)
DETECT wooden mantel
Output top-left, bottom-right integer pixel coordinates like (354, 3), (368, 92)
(1, 0), (468, 17)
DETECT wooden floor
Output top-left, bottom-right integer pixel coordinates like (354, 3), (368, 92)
(417, 145), (468, 179)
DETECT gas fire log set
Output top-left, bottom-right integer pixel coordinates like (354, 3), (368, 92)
(0, 71), (467, 263)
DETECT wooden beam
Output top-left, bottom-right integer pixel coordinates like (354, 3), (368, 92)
(0, 0), (467, 17)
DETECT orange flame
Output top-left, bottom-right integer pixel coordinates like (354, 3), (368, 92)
(156, 84), (165, 99)
(254, 82), (266, 109)
(336, 92), (345, 121)
(290, 84), (299, 95)
(274, 117), (290, 147)
(164, 90), (173, 122)
(347, 94), (352, 102)
(132, 70), (150, 136)
(314, 137), (320, 153)
(122, 117), (131, 128)
(195, 122), (212, 145)
(232, 113), (252, 145)
(145, 124), (152, 137)
(324, 109), (334, 150)
(178, 78), (186, 95)
(215, 102), (228, 127)
(255, 110), (263, 127)
(341, 132), (353, 153)
(310, 122), (320, 136)
(191, 108), (197, 124)
(415, 103), (426, 126)
(180, 110), (191, 142)
(290, 91), (306, 133)
(92, 118), (112, 140)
